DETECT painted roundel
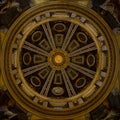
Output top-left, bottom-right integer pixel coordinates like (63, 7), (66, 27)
(2, 1), (119, 119)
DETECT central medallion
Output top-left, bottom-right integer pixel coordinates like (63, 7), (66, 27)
(55, 55), (63, 63)
(48, 50), (69, 70)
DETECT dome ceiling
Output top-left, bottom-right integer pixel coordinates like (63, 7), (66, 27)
(1, 1), (119, 119)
